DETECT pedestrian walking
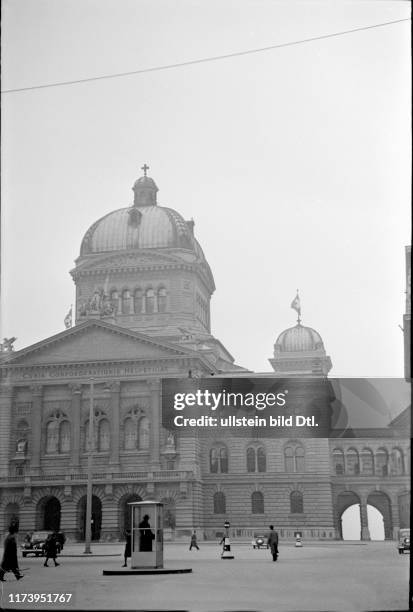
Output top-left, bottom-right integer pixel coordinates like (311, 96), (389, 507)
(122, 529), (131, 567)
(189, 530), (200, 551)
(43, 532), (60, 567)
(267, 525), (279, 562)
(0, 523), (23, 581)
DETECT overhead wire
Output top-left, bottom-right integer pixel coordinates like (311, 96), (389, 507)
(1, 18), (410, 94)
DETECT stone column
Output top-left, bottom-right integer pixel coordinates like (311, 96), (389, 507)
(69, 384), (82, 470)
(0, 385), (14, 477)
(391, 495), (400, 540)
(148, 379), (161, 470)
(30, 385), (43, 476)
(359, 497), (371, 541)
(109, 381), (121, 469)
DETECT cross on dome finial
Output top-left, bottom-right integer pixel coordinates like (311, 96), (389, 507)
(141, 164), (150, 177)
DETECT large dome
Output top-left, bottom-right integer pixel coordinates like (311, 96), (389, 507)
(80, 205), (204, 256)
(274, 323), (325, 353)
(80, 169), (206, 259)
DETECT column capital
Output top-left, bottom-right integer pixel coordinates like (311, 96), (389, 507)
(68, 383), (82, 395)
(148, 378), (161, 392)
(30, 384), (43, 397)
(105, 380), (121, 393)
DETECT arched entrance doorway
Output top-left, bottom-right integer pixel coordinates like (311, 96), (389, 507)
(367, 491), (392, 539)
(36, 497), (61, 531)
(4, 503), (20, 530)
(77, 495), (102, 541)
(118, 494), (142, 538)
(336, 491), (360, 539)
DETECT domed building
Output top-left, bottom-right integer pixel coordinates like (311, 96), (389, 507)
(0, 168), (409, 543)
(270, 321), (332, 376)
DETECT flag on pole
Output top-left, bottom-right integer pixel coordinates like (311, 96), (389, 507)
(64, 306), (73, 329)
(290, 293), (301, 316)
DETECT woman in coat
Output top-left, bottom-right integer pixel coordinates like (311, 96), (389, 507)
(0, 523), (23, 581)
(122, 529), (132, 567)
(43, 532), (59, 567)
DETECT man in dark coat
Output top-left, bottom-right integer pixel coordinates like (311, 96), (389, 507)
(267, 525), (279, 562)
(122, 529), (131, 567)
(0, 524), (23, 581)
(139, 515), (154, 552)
(43, 532), (60, 567)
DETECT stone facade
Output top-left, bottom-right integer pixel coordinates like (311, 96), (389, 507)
(0, 170), (410, 541)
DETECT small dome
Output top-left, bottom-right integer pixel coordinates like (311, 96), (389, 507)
(274, 323), (325, 353)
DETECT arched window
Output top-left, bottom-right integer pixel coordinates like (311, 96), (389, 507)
(290, 491), (304, 514)
(210, 448), (218, 473)
(333, 448), (345, 475)
(98, 419), (110, 452)
(257, 447), (266, 472)
(124, 417), (137, 450)
(247, 448), (256, 472)
(121, 289), (131, 314)
(46, 421), (59, 454)
(375, 448), (389, 476)
(391, 448), (404, 475)
(138, 417), (150, 449)
(111, 290), (119, 313)
(213, 492), (226, 514)
(220, 447), (228, 473)
(157, 288), (167, 313)
(361, 448), (374, 475)
(16, 420), (29, 453)
(346, 448), (360, 475)
(251, 491), (264, 514)
(295, 446), (305, 472)
(59, 420), (71, 453)
(134, 289), (143, 314)
(145, 289), (155, 313)
(285, 446), (294, 473)
(210, 446), (228, 473)
(284, 444), (305, 473)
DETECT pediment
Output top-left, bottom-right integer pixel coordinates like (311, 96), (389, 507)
(5, 320), (191, 366)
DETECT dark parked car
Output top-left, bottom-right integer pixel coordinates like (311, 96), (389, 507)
(397, 528), (410, 554)
(252, 535), (267, 549)
(21, 531), (65, 557)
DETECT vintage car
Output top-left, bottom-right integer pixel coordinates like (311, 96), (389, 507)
(397, 528), (410, 554)
(252, 535), (267, 549)
(21, 531), (64, 557)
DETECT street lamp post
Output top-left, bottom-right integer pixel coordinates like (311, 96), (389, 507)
(84, 379), (94, 554)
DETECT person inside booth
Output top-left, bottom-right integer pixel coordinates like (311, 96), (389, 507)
(139, 514), (155, 552)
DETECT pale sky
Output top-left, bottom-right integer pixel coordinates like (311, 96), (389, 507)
(1, 0), (411, 376)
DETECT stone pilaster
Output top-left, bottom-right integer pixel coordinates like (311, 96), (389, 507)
(148, 378), (161, 469)
(109, 381), (121, 469)
(391, 495), (400, 539)
(30, 385), (43, 475)
(359, 497), (371, 541)
(0, 385), (14, 477)
(69, 384), (82, 469)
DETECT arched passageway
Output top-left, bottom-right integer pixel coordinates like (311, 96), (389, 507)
(36, 496), (61, 531)
(341, 504), (385, 540)
(77, 495), (102, 541)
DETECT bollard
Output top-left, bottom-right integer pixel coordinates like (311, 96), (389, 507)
(221, 520), (234, 560)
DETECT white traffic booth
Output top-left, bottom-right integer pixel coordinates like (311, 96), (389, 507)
(129, 500), (164, 569)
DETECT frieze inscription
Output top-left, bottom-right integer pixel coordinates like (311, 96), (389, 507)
(11, 364), (171, 381)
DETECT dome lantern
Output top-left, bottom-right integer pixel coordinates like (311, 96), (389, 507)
(132, 164), (158, 207)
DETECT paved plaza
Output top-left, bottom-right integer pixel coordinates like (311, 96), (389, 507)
(1, 541), (410, 612)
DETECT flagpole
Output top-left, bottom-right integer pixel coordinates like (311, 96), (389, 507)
(84, 378), (94, 554)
